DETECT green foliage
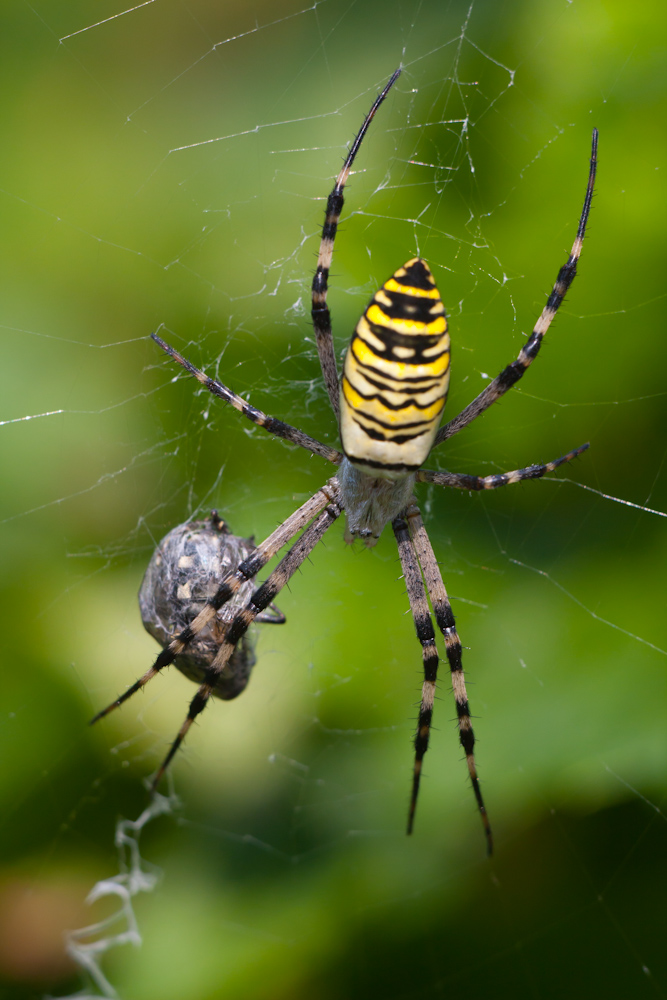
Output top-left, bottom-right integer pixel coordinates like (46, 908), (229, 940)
(0, 0), (664, 997)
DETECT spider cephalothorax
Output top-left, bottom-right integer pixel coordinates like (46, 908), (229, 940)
(94, 68), (597, 855)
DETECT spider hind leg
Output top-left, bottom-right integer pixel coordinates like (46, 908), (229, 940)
(394, 505), (493, 854)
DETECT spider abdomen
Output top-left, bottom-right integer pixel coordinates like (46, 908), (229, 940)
(339, 258), (450, 477)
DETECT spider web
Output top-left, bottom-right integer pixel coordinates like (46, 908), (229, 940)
(1, 0), (665, 998)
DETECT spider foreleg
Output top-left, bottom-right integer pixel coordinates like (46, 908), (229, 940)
(406, 504), (493, 856)
(311, 67), (401, 418)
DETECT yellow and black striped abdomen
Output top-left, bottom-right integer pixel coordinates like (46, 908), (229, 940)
(340, 258), (450, 476)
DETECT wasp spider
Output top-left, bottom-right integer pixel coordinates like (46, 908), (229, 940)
(93, 68), (598, 854)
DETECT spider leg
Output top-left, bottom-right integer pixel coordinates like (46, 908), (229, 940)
(90, 480), (339, 725)
(311, 68), (401, 420)
(434, 129), (598, 448)
(152, 331), (342, 465)
(150, 482), (344, 789)
(405, 504), (493, 855)
(417, 442), (589, 489)
(392, 510), (441, 836)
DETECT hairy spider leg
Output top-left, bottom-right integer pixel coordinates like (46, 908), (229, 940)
(417, 443), (590, 489)
(409, 505), (493, 854)
(152, 331), (341, 465)
(311, 67), (402, 419)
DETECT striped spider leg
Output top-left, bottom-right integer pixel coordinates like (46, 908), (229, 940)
(434, 128), (598, 448)
(393, 504), (493, 854)
(151, 332), (342, 467)
(395, 441), (588, 860)
(416, 443), (590, 490)
(311, 66), (402, 420)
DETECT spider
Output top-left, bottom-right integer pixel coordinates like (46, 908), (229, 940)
(93, 68), (597, 854)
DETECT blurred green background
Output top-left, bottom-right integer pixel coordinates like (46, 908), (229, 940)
(0, 0), (665, 997)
